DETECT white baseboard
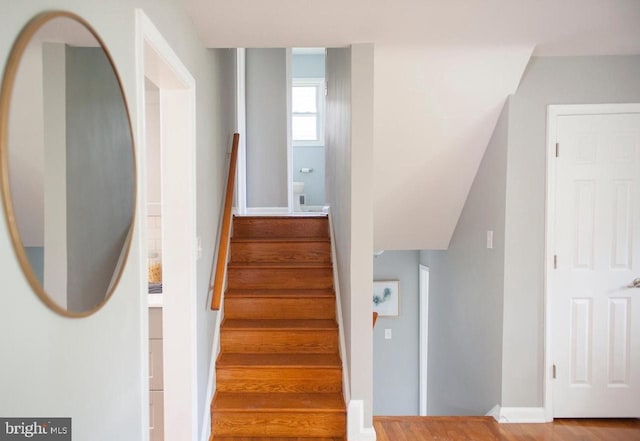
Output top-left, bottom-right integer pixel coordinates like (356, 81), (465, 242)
(348, 400), (376, 441)
(490, 406), (548, 423)
(244, 207), (289, 215)
(485, 404), (501, 421)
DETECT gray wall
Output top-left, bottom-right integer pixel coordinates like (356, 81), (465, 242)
(420, 101), (509, 415)
(200, 48), (237, 428)
(325, 47), (352, 397)
(0, 2), (234, 440)
(25, 246), (44, 285)
(373, 251), (420, 415)
(246, 48), (288, 208)
(502, 55), (640, 407)
(292, 53), (325, 78)
(65, 46), (133, 312)
(326, 44), (375, 426)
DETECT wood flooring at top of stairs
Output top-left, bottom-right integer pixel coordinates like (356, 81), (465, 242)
(232, 215), (329, 240)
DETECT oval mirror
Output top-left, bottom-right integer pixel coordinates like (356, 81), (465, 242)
(0, 12), (136, 317)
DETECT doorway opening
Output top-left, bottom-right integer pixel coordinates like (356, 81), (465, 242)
(136, 10), (198, 441)
(235, 47), (327, 214)
(290, 48), (326, 213)
(419, 264), (430, 416)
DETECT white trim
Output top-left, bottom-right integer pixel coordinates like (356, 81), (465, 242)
(347, 400), (377, 441)
(148, 294), (163, 308)
(486, 404), (501, 421)
(327, 208), (351, 406)
(235, 48), (247, 215)
(496, 407), (547, 423)
(244, 207), (290, 215)
(200, 302), (224, 441)
(544, 103), (640, 422)
(136, 9), (198, 441)
(419, 264), (429, 416)
(286, 49), (293, 212)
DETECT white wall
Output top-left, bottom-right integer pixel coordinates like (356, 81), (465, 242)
(8, 35), (45, 247)
(419, 101), (509, 415)
(372, 45), (531, 250)
(350, 43), (375, 425)
(502, 54), (640, 407)
(372, 250), (420, 416)
(325, 43), (375, 429)
(0, 2), (233, 440)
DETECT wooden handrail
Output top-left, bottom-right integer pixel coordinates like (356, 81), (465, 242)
(210, 133), (239, 310)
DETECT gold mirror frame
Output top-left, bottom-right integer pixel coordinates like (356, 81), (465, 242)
(0, 11), (137, 318)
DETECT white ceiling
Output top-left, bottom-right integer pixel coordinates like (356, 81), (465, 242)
(185, 0), (640, 250)
(185, 0), (640, 55)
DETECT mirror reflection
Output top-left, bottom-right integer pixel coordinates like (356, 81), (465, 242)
(2, 13), (135, 315)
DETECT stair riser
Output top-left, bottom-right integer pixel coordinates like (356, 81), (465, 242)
(225, 297), (335, 320)
(212, 412), (345, 437)
(216, 368), (342, 393)
(231, 241), (331, 264)
(233, 218), (329, 239)
(221, 330), (339, 354)
(227, 268), (333, 290)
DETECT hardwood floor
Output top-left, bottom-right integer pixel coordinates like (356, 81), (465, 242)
(374, 416), (640, 441)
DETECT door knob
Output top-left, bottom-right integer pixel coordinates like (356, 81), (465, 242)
(629, 278), (640, 288)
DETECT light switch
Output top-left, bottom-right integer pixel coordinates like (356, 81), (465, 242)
(486, 230), (494, 249)
(384, 329), (392, 340)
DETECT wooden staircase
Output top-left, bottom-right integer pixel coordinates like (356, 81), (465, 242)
(211, 216), (346, 441)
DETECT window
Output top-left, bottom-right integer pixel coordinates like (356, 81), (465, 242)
(292, 78), (324, 145)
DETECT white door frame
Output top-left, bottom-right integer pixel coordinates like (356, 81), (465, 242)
(544, 102), (640, 421)
(286, 48), (293, 213)
(419, 264), (429, 416)
(136, 10), (198, 441)
(235, 48), (247, 215)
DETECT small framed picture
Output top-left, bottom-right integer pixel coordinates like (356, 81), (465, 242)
(373, 280), (399, 317)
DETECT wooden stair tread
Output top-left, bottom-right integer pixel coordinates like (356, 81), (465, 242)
(234, 215), (328, 220)
(211, 436), (345, 441)
(228, 262), (332, 269)
(231, 237), (330, 243)
(212, 392), (345, 412)
(222, 319), (337, 331)
(217, 353), (341, 368)
(225, 289), (334, 298)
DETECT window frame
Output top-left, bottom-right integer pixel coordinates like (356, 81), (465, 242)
(291, 77), (325, 147)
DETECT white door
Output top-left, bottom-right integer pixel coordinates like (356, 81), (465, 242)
(551, 108), (640, 417)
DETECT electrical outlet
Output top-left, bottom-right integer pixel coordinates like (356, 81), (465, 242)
(384, 329), (392, 340)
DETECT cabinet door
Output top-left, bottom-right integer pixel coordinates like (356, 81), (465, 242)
(150, 390), (164, 441)
(149, 338), (164, 391)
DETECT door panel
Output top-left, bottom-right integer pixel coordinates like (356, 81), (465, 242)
(552, 111), (640, 417)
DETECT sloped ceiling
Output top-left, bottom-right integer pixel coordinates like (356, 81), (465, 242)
(185, 0), (640, 249)
(372, 46), (532, 249)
